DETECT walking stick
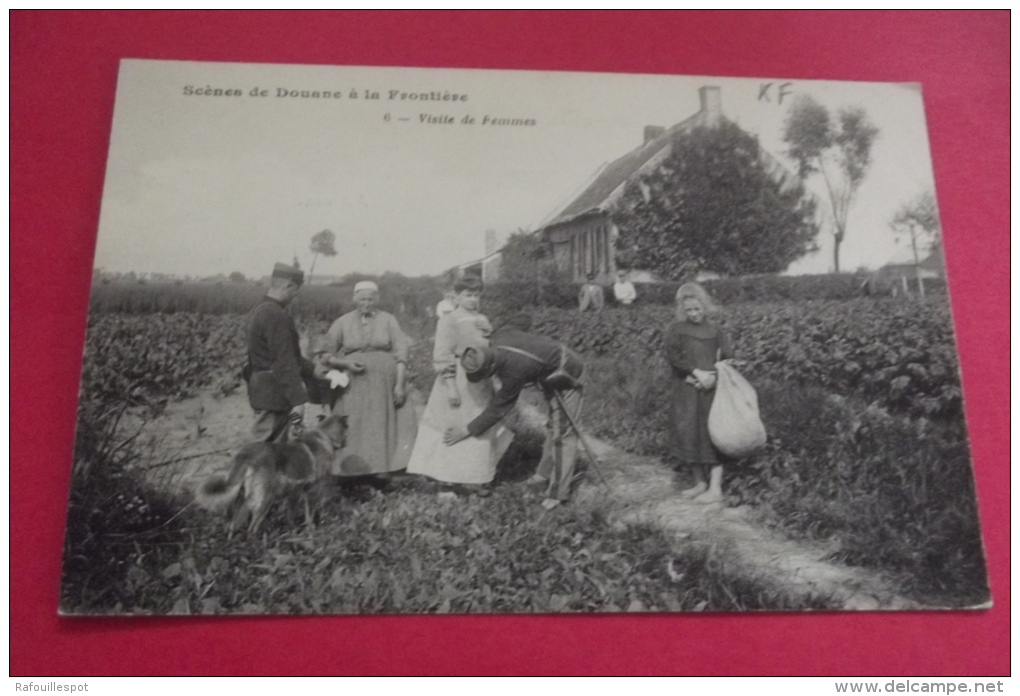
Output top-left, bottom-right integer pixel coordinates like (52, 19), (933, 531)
(552, 390), (613, 494)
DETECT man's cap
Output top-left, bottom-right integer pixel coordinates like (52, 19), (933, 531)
(272, 262), (304, 285)
(461, 346), (493, 381)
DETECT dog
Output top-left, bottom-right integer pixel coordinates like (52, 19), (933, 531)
(196, 414), (347, 536)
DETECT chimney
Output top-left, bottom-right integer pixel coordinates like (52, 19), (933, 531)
(643, 125), (665, 145)
(484, 229), (500, 256)
(698, 86), (722, 127)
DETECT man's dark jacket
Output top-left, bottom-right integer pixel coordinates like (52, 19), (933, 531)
(466, 327), (583, 437)
(246, 298), (315, 412)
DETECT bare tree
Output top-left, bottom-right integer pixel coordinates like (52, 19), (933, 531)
(890, 191), (941, 297)
(783, 95), (879, 272)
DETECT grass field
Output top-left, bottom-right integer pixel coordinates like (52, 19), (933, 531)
(61, 281), (989, 613)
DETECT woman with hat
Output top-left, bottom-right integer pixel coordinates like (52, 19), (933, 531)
(317, 280), (417, 479)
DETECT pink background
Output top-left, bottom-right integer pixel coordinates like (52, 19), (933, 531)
(11, 11), (1009, 676)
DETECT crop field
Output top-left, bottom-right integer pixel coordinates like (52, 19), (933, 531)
(61, 283), (988, 614)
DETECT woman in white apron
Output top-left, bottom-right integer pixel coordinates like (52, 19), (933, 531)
(406, 274), (513, 494)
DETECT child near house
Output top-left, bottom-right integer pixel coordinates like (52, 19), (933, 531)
(664, 282), (733, 504)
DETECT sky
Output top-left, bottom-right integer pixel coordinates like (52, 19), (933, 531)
(93, 60), (939, 279)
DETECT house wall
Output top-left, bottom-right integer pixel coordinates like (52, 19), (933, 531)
(878, 264), (940, 280)
(544, 215), (617, 282)
(544, 216), (665, 282)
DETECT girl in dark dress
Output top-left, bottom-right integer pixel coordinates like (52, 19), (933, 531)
(664, 283), (732, 504)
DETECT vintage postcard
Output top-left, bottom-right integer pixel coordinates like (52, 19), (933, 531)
(62, 59), (988, 615)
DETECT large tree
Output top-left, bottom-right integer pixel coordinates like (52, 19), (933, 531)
(782, 94), (879, 273)
(890, 190), (941, 296)
(496, 230), (564, 284)
(612, 120), (821, 279)
(308, 229), (337, 282)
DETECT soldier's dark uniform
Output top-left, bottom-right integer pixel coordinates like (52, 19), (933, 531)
(463, 317), (585, 502)
(245, 265), (316, 442)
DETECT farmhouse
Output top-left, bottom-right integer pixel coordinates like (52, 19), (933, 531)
(879, 245), (945, 280)
(863, 245), (946, 296)
(536, 86), (811, 283)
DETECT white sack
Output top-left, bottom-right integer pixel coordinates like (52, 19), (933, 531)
(708, 362), (767, 459)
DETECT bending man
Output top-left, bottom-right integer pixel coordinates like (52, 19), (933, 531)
(443, 314), (584, 510)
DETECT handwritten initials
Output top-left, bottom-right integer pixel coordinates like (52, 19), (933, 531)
(759, 82), (794, 104)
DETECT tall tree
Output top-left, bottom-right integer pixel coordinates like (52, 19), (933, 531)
(782, 94), (879, 272)
(890, 190), (941, 296)
(308, 229), (337, 283)
(611, 121), (821, 279)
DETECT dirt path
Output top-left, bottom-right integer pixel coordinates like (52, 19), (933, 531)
(514, 401), (916, 610)
(572, 435), (917, 610)
(142, 386), (916, 611)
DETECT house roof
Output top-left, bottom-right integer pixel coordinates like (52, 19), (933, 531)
(920, 246), (945, 271)
(454, 246), (503, 269)
(543, 108), (710, 229)
(882, 245), (945, 272)
(539, 85), (816, 241)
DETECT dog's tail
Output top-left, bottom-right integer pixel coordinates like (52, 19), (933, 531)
(195, 446), (253, 512)
(195, 473), (243, 513)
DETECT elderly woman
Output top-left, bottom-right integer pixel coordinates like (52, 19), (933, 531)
(318, 280), (417, 478)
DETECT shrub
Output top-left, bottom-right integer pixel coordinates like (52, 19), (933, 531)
(89, 278), (444, 323)
(61, 460), (191, 614)
(481, 273), (945, 311)
(62, 386), (192, 613)
(482, 282), (583, 316)
(80, 313), (249, 407)
(580, 353), (985, 603)
(70, 292), (980, 607)
(492, 297), (963, 420)
(728, 383), (987, 604)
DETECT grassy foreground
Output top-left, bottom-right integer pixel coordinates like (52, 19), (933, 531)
(62, 432), (832, 614)
(581, 355), (987, 606)
(63, 294), (988, 612)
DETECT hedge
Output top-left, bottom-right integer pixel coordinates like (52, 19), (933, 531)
(482, 273), (944, 310)
(89, 279), (444, 322)
(493, 297), (963, 421)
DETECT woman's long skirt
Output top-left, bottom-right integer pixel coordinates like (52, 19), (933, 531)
(332, 350), (418, 476)
(668, 374), (720, 465)
(406, 362), (514, 484)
